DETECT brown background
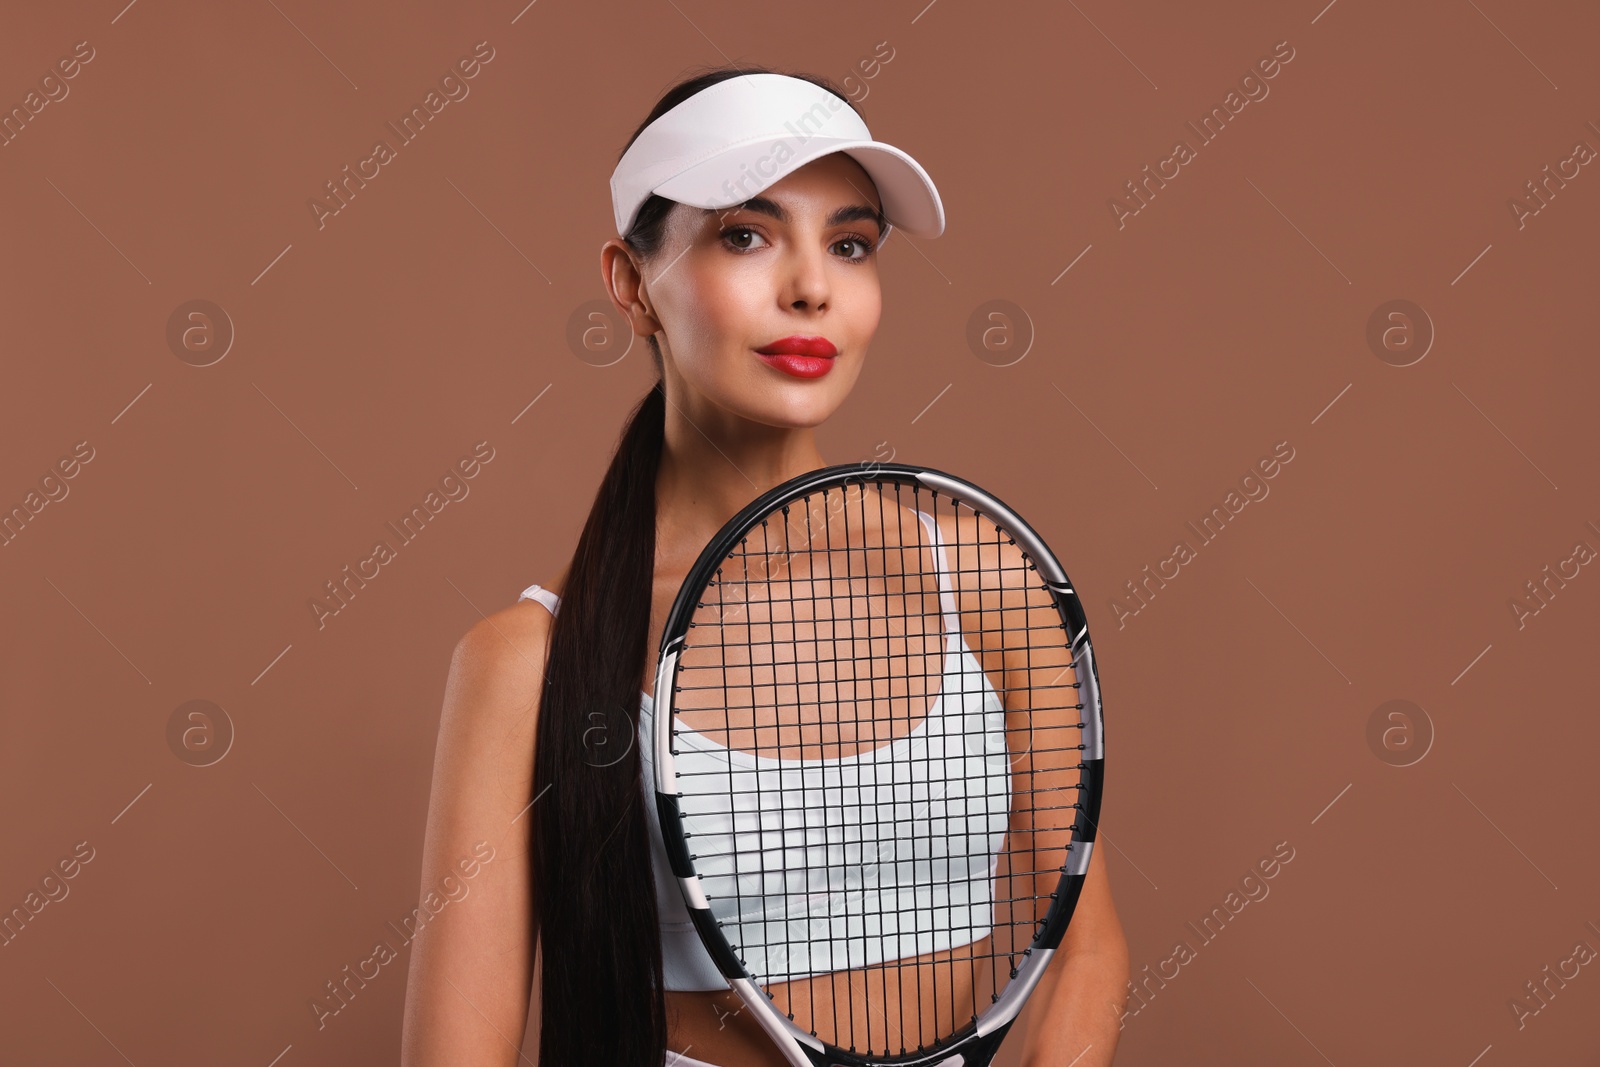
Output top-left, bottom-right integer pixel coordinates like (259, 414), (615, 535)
(2, 0), (1597, 1064)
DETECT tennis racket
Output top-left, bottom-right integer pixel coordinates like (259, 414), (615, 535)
(649, 461), (1105, 1067)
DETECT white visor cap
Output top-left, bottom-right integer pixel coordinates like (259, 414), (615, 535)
(610, 73), (945, 245)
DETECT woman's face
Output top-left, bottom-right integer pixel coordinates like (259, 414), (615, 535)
(636, 153), (885, 429)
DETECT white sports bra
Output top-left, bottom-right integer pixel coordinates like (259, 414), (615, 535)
(519, 508), (1010, 992)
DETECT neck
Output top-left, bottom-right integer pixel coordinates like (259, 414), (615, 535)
(654, 399), (826, 554)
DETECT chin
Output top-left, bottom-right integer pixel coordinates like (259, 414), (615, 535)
(748, 395), (837, 429)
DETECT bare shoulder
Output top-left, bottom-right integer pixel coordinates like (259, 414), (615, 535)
(431, 587), (567, 814)
(454, 595), (556, 674)
(926, 507), (1032, 594)
(930, 505), (1064, 698)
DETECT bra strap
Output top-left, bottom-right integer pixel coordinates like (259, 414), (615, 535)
(518, 583), (561, 616)
(915, 509), (961, 645)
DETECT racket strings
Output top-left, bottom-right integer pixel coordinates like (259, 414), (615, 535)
(666, 483), (1087, 1058)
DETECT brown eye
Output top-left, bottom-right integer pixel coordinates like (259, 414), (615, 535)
(835, 234), (876, 261)
(720, 227), (766, 252)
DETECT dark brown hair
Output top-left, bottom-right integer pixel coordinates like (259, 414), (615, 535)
(529, 64), (853, 1066)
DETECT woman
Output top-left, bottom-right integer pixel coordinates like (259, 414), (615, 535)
(402, 66), (1129, 1067)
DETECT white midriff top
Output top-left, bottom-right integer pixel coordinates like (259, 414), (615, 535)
(519, 508), (1010, 991)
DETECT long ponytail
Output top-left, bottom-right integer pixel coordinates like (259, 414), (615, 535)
(531, 379), (667, 1066)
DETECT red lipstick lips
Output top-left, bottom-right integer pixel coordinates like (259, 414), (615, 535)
(756, 335), (838, 379)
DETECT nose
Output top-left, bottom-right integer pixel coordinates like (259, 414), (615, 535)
(780, 240), (831, 312)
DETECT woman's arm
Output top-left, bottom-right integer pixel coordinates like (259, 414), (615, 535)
(400, 603), (553, 1066)
(1017, 843), (1130, 1067)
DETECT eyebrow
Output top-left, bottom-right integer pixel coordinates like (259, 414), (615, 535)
(715, 196), (885, 232)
